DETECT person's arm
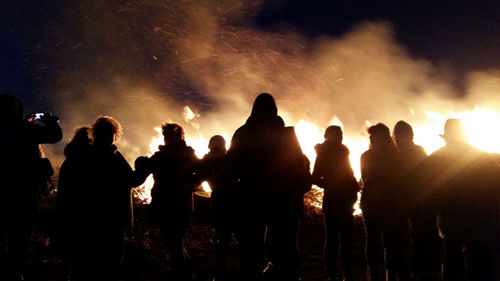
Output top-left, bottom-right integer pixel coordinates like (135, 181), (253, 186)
(114, 151), (149, 188)
(31, 114), (63, 144)
(134, 156), (152, 185)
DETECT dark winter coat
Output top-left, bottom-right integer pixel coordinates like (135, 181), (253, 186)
(360, 145), (402, 215)
(58, 144), (138, 234)
(142, 141), (199, 228)
(0, 120), (62, 218)
(313, 141), (359, 214)
(228, 116), (311, 215)
(56, 142), (92, 243)
(417, 143), (500, 241)
(396, 144), (428, 213)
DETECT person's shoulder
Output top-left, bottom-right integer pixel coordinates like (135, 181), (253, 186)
(340, 143), (350, 153)
(361, 149), (371, 158)
(314, 142), (323, 152)
(186, 145), (196, 155)
(149, 149), (163, 160)
(428, 145), (449, 159)
(361, 149), (376, 163)
(413, 144), (427, 155)
(232, 125), (247, 139)
(201, 153), (210, 161)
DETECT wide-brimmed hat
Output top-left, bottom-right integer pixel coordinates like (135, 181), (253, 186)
(440, 118), (466, 141)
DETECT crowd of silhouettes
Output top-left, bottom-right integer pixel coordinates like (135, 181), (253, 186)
(0, 93), (499, 281)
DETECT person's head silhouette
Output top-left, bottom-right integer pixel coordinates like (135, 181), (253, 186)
(208, 135), (226, 154)
(250, 93), (278, 119)
(92, 116), (122, 147)
(393, 120), (414, 148)
(162, 123), (185, 145)
(72, 127), (92, 145)
(324, 125), (343, 143)
(367, 123), (392, 149)
(440, 118), (467, 145)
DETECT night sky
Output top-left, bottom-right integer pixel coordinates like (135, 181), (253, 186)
(1, 1), (499, 112)
(255, 1), (500, 93)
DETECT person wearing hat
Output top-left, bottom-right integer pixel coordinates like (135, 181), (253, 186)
(415, 119), (499, 281)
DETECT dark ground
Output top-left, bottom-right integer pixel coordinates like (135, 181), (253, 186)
(28, 194), (496, 281)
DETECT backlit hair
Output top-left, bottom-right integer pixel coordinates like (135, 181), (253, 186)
(161, 123), (185, 141)
(92, 116), (122, 141)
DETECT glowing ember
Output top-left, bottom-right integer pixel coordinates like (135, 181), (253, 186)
(183, 106), (197, 121)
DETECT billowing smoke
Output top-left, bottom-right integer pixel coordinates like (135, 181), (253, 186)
(40, 1), (500, 168)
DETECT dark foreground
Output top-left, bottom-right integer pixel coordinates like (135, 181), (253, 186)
(27, 195), (497, 281)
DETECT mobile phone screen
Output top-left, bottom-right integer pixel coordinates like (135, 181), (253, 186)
(35, 113), (44, 121)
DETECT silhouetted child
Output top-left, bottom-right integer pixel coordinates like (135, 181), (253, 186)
(200, 135), (233, 278)
(313, 126), (358, 281)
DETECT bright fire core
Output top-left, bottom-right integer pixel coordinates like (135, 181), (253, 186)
(133, 106), (500, 216)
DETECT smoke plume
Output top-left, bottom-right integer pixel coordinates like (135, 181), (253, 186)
(39, 0), (500, 166)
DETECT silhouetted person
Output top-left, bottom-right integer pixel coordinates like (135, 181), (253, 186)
(56, 126), (92, 280)
(59, 117), (140, 281)
(227, 93), (310, 281)
(200, 135), (234, 279)
(393, 121), (437, 281)
(0, 94), (62, 280)
(313, 126), (359, 281)
(37, 146), (55, 198)
(135, 123), (199, 281)
(264, 128), (311, 281)
(361, 123), (408, 281)
(415, 119), (499, 281)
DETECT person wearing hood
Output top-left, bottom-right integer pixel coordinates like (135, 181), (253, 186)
(361, 123), (408, 281)
(135, 123), (199, 281)
(313, 126), (359, 281)
(0, 94), (62, 280)
(415, 119), (499, 281)
(227, 93), (310, 281)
